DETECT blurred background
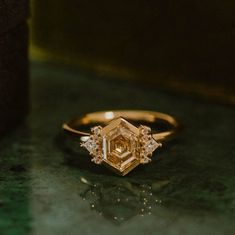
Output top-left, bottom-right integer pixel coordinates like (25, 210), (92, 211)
(0, 1), (235, 234)
(30, 0), (235, 104)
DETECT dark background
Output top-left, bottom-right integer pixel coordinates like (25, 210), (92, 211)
(0, 0), (29, 134)
(0, 1), (235, 234)
(32, 0), (235, 103)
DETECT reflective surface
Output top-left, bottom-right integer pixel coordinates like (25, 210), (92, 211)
(0, 61), (235, 234)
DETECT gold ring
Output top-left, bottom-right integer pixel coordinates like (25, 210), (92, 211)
(62, 110), (179, 176)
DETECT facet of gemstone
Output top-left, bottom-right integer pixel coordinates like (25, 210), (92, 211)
(145, 138), (162, 155)
(101, 118), (140, 175)
(81, 136), (97, 154)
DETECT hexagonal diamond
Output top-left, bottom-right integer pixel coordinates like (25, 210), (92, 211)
(101, 118), (140, 175)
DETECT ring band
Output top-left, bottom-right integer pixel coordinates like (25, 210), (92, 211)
(62, 110), (179, 176)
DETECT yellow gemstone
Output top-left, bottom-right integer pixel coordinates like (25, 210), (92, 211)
(101, 118), (140, 176)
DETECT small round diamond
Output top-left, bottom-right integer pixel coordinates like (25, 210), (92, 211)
(139, 125), (151, 135)
(91, 126), (102, 135)
(140, 156), (151, 164)
(91, 155), (103, 164)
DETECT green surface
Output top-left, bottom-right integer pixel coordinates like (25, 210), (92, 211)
(0, 61), (235, 235)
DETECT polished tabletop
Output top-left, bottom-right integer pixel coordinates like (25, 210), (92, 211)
(0, 61), (234, 235)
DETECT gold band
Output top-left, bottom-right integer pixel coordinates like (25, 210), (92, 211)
(62, 110), (179, 142)
(62, 110), (180, 175)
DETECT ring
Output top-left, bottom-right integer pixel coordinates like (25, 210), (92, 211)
(62, 110), (179, 176)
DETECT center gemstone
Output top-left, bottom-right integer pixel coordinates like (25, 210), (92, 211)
(81, 117), (162, 175)
(101, 118), (140, 175)
(112, 135), (129, 156)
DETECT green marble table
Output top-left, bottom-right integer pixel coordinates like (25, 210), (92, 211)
(0, 61), (234, 235)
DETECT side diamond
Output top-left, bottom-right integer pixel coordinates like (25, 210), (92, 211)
(144, 138), (162, 155)
(81, 136), (97, 155)
(81, 126), (103, 164)
(139, 125), (162, 164)
(139, 125), (151, 135)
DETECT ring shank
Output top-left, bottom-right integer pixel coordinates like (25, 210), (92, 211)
(63, 110), (179, 142)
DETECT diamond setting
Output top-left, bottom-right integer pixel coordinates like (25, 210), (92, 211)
(139, 125), (162, 164)
(80, 118), (162, 175)
(81, 126), (103, 164)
